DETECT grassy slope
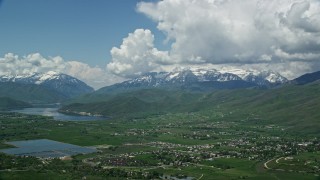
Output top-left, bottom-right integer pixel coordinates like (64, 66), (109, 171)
(61, 83), (320, 135)
(0, 82), (67, 103)
(214, 83), (320, 134)
(61, 89), (204, 117)
(0, 97), (32, 110)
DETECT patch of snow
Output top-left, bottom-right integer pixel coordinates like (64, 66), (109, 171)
(167, 72), (180, 80)
(37, 71), (59, 84)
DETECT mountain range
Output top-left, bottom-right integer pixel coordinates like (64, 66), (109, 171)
(60, 70), (320, 135)
(1, 67), (320, 134)
(61, 68), (320, 115)
(0, 71), (94, 103)
(96, 68), (288, 94)
(1, 68), (320, 106)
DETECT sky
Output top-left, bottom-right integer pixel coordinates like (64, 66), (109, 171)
(1, 0), (320, 89)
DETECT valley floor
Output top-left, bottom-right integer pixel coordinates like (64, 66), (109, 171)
(0, 111), (319, 179)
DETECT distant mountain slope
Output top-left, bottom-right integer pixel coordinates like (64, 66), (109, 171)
(0, 97), (32, 110)
(60, 89), (203, 116)
(291, 71), (320, 85)
(60, 82), (320, 135)
(0, 71), (94, 98)
(0, 82), (67, 103)
(96, 68), (288, 94)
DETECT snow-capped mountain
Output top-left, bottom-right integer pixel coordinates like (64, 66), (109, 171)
(97, 68), (288, 93)
(0, 71), (94, 98)
(124, 68), (287, 86)
(219, 68), (288, 85)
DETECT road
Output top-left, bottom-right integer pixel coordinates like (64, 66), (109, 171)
(197, 174), (204, 180)
(264, 158), (275, 169)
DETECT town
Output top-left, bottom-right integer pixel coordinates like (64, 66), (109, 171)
(1, 111), (319, 179)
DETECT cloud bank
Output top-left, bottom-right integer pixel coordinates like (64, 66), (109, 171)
(0, 53), (120, 89)
(107, 0), (320, 78)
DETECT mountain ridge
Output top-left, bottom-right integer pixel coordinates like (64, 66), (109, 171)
(59, 82), (320, 136)
(61, 69), (320, 121)
(291, 70), (320, 85)
(96, 68), (288, 94)
(0, 82), (67, 103)
(0, 97), (32, 110)
(0, 71), (94, 99)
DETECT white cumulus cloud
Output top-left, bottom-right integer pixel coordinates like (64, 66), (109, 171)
(108, 0), (320, 78)
(0, 53), (67, 75)
(107, 29), (170, 78)
(137, 0), (320, 64)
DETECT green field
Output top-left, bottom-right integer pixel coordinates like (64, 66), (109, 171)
(0, 106), (319, 179)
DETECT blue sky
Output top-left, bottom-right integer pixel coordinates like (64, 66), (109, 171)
(0, 0), (165, 67)
(1, 0), (320, 88)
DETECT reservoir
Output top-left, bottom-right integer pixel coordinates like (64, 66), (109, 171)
(0, 139), (97, 158)
(11, 107), (107, 121)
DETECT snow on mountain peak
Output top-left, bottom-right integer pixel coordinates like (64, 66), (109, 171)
(125, 67), (288, 87)
(35, 71), (60, 84)
(0, 71), (94, 97)
(219, 68), (258, 79)
(0, 71), (71, 85)
(167, 72), (180, 80)
(217, 68), (288, 84)
(264, 71), (288, 83)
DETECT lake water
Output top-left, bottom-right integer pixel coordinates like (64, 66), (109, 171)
(0, 139), (97, 158)
(11, 107), (107, 121)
